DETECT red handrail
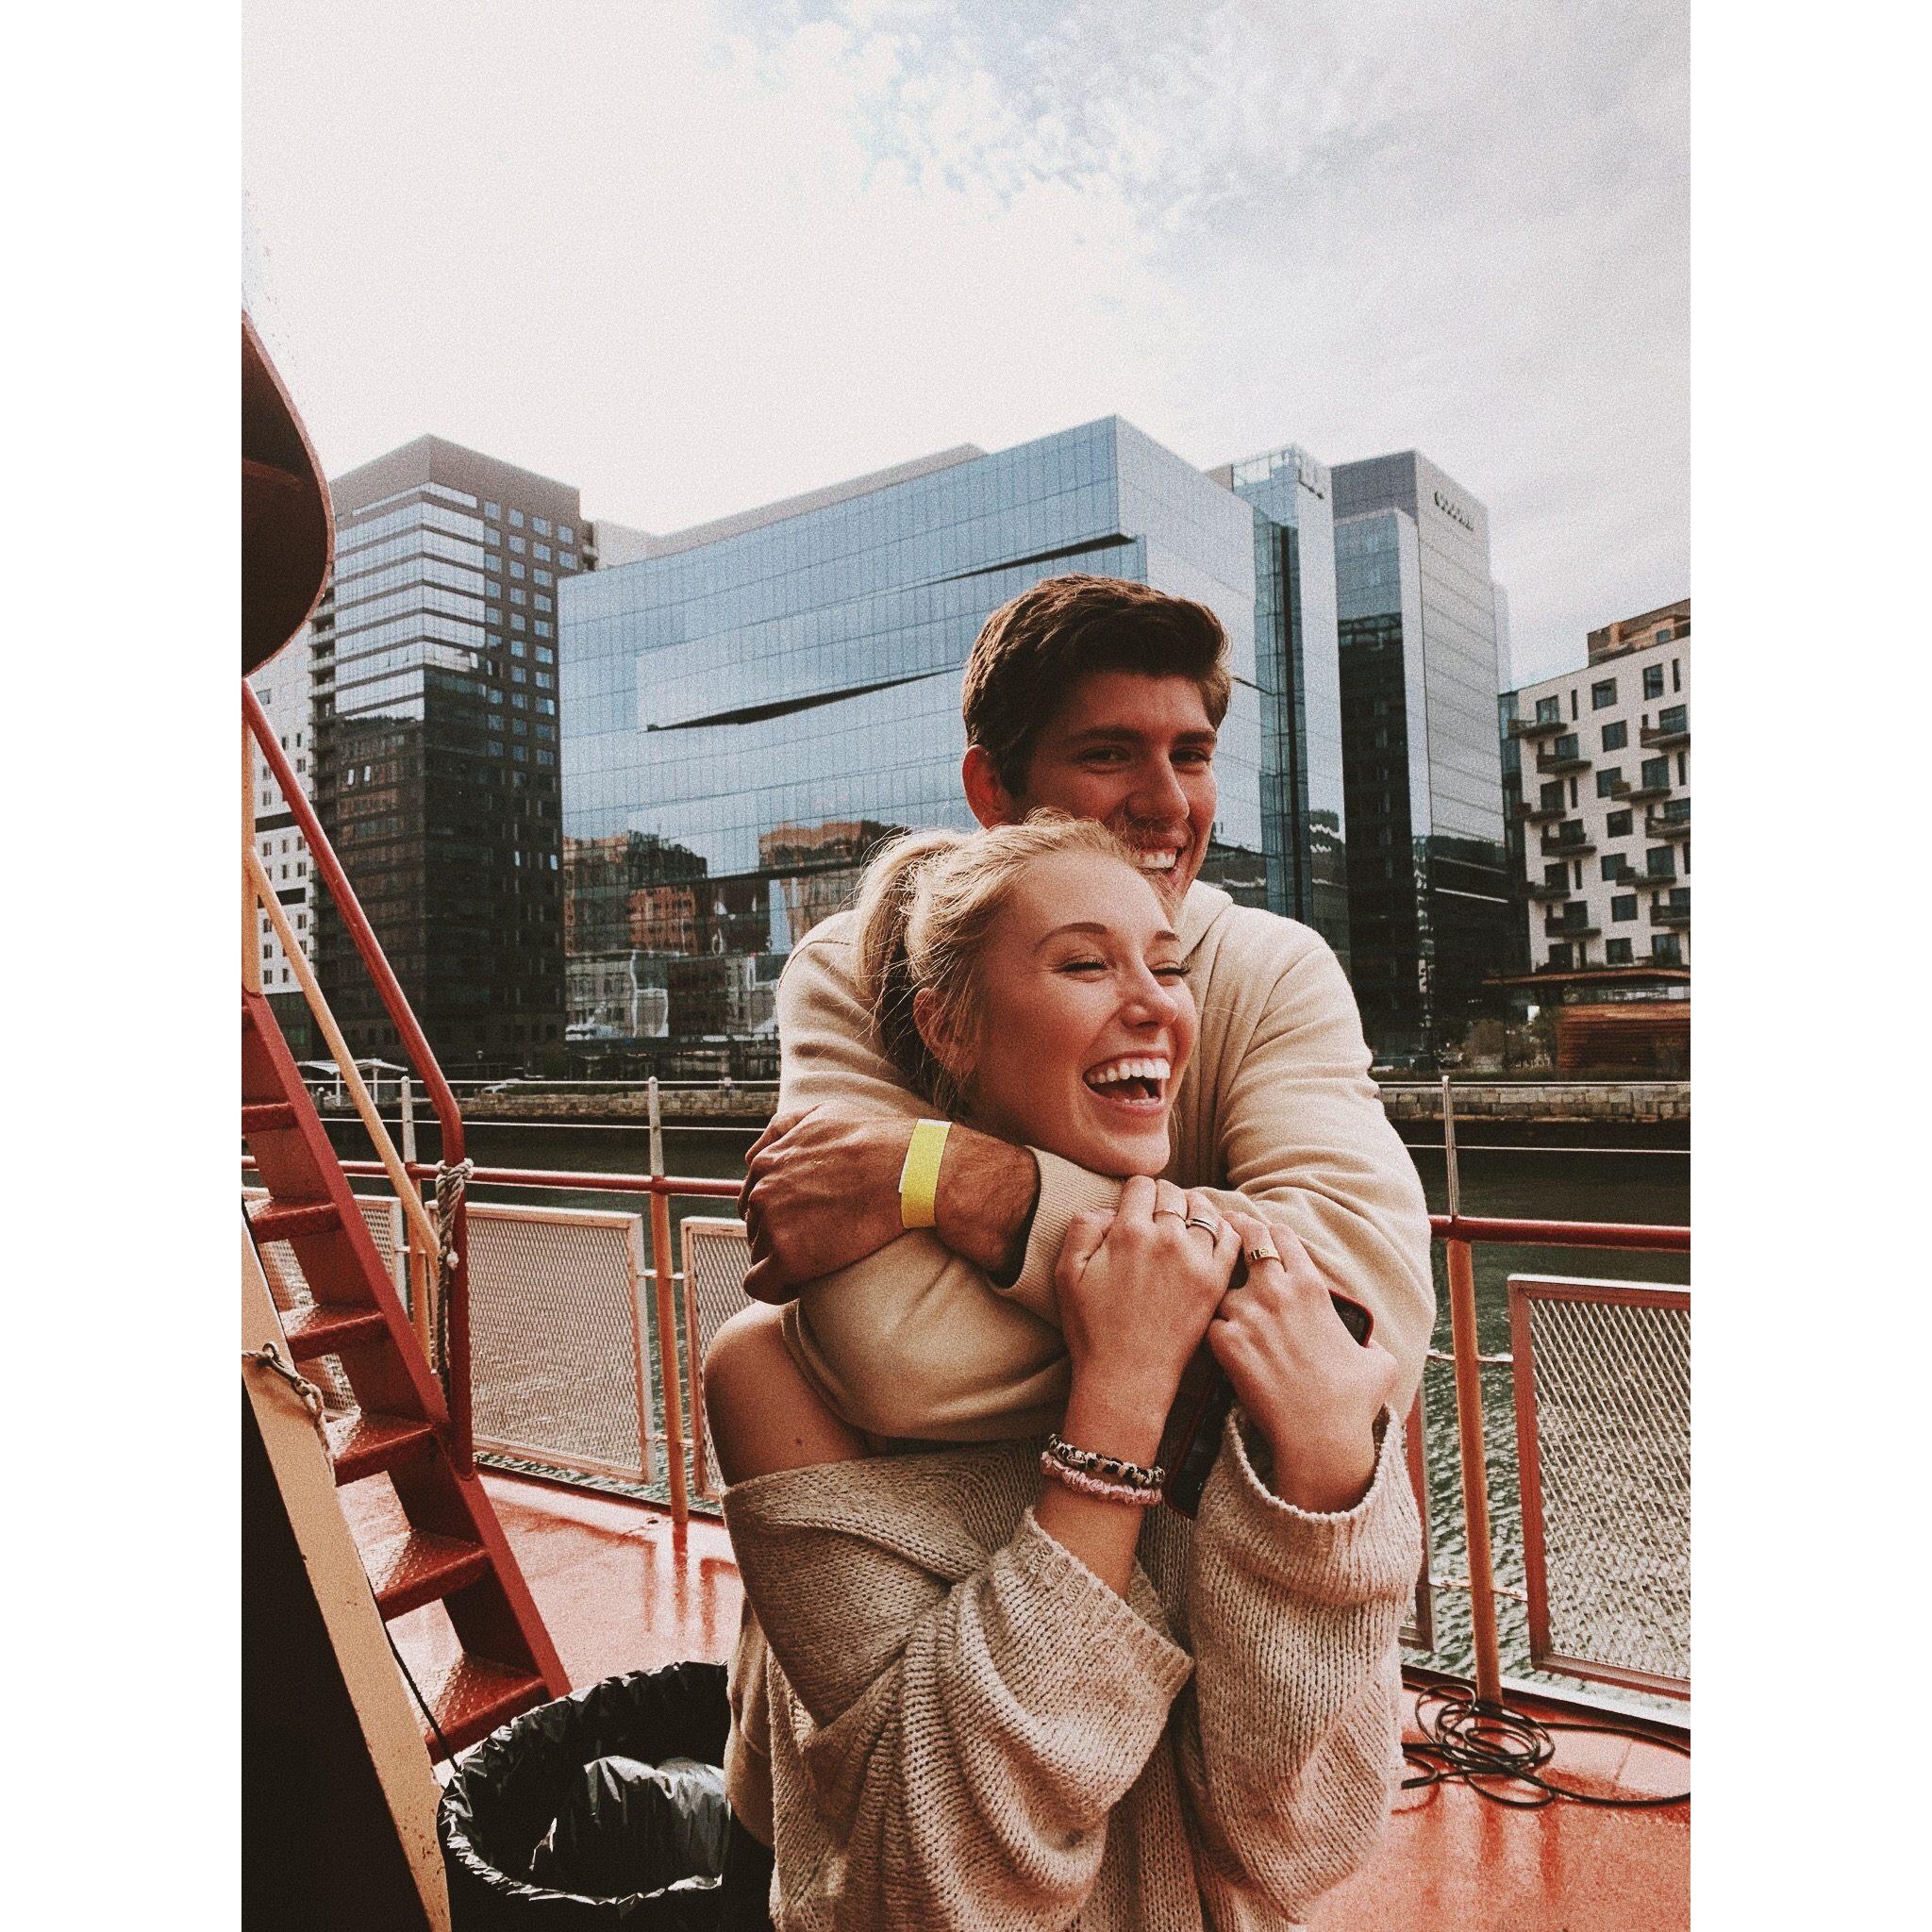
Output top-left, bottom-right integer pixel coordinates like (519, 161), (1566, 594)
(243, 684), (476, 1469)
(1430, 1213), (1690, 1254)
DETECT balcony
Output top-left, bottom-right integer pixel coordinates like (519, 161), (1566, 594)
(1639, 865), (1680, 891)
(1541, 829), (1596, 859)
(1641, 718), (1690, 750)
(1536, 745), (1591, 775)
(1545, 906), (1602, 940)
(1601, 863), (1641, 888)
(1525, 876), (1572, 901)
(1513, 795), (1565, 823)
(1647, 804), (1691, 840)
(1625, 775), (1673, 804)
(1507, 711), (1567, 740)
(1650, 893), (1691, 928)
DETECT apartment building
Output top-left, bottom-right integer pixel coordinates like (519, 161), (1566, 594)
(1506, 603), (1690, 978)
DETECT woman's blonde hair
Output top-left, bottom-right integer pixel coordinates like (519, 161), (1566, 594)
(852, 812), (1144, 1115)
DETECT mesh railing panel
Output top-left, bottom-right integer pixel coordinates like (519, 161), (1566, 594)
(466, 1205), (651, 1484)
(681, 1219), (753, 1500)
(1511, 1277), (1690, 1696)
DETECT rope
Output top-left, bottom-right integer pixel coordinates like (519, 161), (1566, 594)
(430, 1158), (474, 1390)
(1401, 1680), (1690, 1809)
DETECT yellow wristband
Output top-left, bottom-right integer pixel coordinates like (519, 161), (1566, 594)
(898, 1119), (951, 1229)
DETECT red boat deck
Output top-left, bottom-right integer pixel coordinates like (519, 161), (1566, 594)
(369, 1470), (1689, 1930)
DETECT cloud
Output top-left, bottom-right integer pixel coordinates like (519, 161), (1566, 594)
(243, 0), (1687, 683)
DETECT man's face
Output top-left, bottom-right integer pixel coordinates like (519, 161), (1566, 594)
(1005, 670), (1219, 913)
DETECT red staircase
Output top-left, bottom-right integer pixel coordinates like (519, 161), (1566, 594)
(243, 986), (567, 1754)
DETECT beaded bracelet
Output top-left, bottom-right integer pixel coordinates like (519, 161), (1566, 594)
(1044, 1431), (1166, 1491)
(1040, 1452), (1164, 1508)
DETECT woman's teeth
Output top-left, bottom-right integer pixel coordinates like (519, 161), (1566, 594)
(1138, 851), (1178, 872)
(1084, 1057), (1172, 1102)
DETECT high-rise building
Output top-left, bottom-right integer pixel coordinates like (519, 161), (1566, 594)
(248, 626), (319, 1056)
(310, 437), (591, 1074)
(558, 418), (1269, 1054)
(1506, 602), (1690, 986)
(1330, 451), (1512, 1062)
(1208, 446), (1350, 964)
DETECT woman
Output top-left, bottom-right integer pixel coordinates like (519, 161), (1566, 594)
(705, 814), (1420, 1930)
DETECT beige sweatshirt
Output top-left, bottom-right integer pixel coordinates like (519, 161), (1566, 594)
(775, 881), (1437, 1430)
(724, 1408), (1422, 1931)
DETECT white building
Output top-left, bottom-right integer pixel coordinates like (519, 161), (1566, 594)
(1507, 601), (1690, 975)
(248, 625), (317, 996)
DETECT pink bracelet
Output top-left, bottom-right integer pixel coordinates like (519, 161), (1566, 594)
(1040, 1451), (1163, 1508)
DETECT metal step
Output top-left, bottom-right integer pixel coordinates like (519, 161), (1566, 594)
(416, 1653), (554, 1757)
(364, 1528), (492, 1622)
(280, 1302), (389, 1360)
(325, 1411), (439, 1486)
(250, 1201), (342, 1243)
(241, 1102), (299, 1136)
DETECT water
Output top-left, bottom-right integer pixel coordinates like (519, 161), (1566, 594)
(322, 1113), (1690, 1704)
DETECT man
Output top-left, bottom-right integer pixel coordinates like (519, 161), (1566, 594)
(738, 573), (1435, 1413)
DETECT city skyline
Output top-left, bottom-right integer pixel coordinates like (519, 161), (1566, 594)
(242, 0), (1689, 691)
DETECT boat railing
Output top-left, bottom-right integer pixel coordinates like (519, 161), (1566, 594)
(243, 1141), (1689, 1722)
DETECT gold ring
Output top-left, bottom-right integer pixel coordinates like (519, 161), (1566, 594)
(1245, 1245), (1280, 1266)
(1152, 1206), (1189, 1222)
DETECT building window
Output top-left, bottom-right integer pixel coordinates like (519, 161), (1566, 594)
(1672, 658), (1682, 692)
(1596, 768), (1623, 798)
(536, 593), (553, 613)
(511, 613), (526, 632)
(509, 535), (526, 555)
(1602, 720), (1628, 752)
(509, 508), (525, 528)
(1642, 756), (1671, 791)
(1591, 678), (1617, 709)
(1607, 938), (1634, 964)
(484, 526), (501, 547)
(511, 587), (526, 606)
(534, 543), (552, 562)
(535, 621), (553, 639)
(532, 515), (550, 537)
(1569, 690), (1578, 720)
(1660, 704), (1688, 734)
(484, 502), (500, 521)
(1607, 808), (1633, 838)
(509, 561), (525, 580)
(1654, 935), (1683, 965)
(1548, 943), (1574, 971)
(558, 525), (575, 544)
(1600, 856), (1627, 882)
(536, 646), (554, 665)
(535, 569), (554, 588)
(1611, 894), (1638, 923)
(1535, 695), (1561, 724)
(1645, 847), (1675, 878)
(559, 552), (576, 570)
(1554, 732), (1579, 760)
(1643, 664), (1666, 699)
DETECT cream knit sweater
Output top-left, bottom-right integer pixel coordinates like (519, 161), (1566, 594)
(774, 881), (1436, 1429)
(724, 1409), (1422, 1930)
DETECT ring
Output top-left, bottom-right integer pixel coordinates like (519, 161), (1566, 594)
(1245, 1245), (1280, 1266)
(1152, 1207), (1189, 1223)
(1186, 1215), (1220, 1236)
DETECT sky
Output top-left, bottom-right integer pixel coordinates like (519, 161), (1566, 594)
(242, 0), (1688, 687)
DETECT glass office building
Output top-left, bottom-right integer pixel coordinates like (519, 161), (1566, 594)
(1332, 451), (1512, 1061)
(1213, 447), (1349, 963)
(310, 437), (585, 1072)
(559, 417), (1266, 1054)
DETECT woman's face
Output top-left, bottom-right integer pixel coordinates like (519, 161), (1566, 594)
(946, 849), (1198, 1178)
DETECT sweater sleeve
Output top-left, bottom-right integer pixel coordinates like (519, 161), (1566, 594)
(724, 1462), (1193, 1932)
(1172, 1407), (1421, 1924)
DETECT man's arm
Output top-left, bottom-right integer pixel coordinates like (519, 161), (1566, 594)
(740, 924), (1045, 1299)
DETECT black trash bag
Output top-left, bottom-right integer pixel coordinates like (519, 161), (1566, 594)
(529, 1757), (728, 1898)
(440, 1659), (732, 1927)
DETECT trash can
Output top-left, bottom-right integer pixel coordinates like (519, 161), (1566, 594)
(440, 1660), (733, 1927)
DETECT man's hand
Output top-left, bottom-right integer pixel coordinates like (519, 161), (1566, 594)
(738, 1108), (912, 1303)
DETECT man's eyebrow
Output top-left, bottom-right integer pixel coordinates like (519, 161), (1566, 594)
(1061, 724), (1219, 743)
(1034, 921), (1183, 951)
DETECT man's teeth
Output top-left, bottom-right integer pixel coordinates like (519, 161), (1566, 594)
(1138, 851), (1178, 872)
(1084, 1057), (1173, 1092)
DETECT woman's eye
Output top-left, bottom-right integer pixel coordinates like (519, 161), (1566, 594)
(1154, 963), (1191, 981)
(1058, 959), (1108, 975)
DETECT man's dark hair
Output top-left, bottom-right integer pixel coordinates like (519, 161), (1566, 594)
(960, 575), (1231, 796)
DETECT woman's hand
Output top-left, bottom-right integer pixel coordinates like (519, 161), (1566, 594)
(1209, 1213), (1401, 1514)
(1054, 1177), (1242, 1447)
